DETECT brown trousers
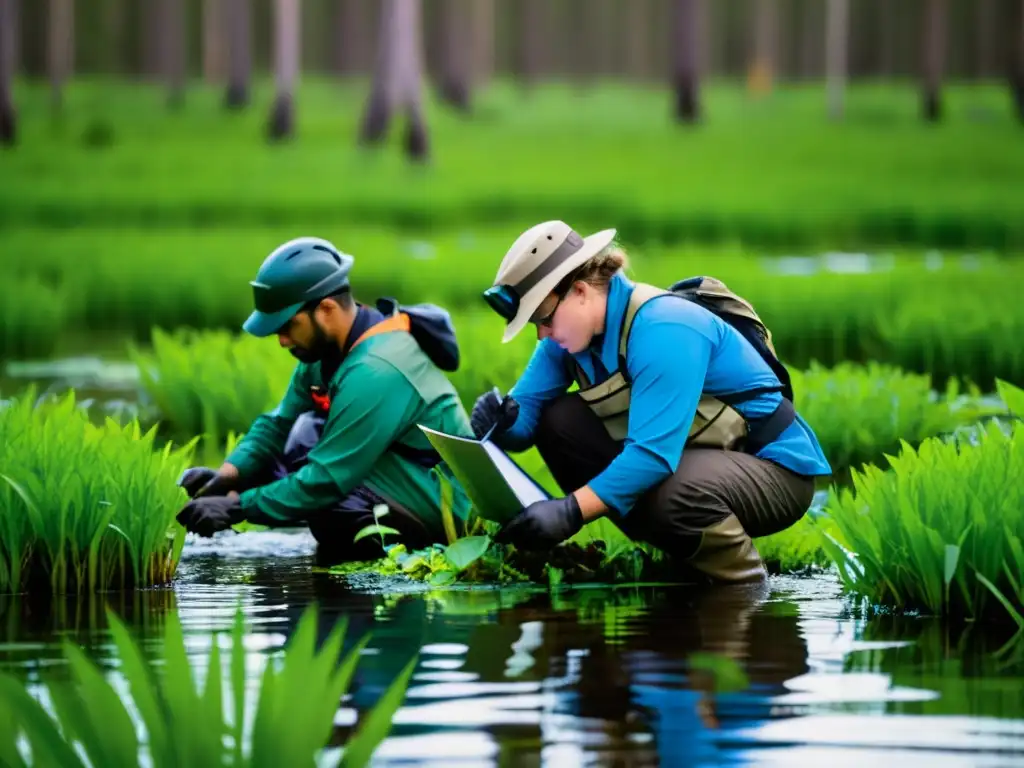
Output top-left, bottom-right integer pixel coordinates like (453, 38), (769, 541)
(534, 394), (816, 583)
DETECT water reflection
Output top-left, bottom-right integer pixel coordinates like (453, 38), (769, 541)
(0, 541), (1022, 766)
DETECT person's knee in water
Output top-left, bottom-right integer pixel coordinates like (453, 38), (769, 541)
(174, 236), (474, 565)
(472, 220), (833, 583)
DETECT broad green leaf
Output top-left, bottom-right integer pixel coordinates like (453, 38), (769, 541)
(353, 524), (402, 543)
(444, 536), (492, 572)
(429, 570), (457, 586)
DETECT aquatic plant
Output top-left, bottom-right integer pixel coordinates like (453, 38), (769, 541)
(821, 380), (1024, 626)
(752, 510), (838, 574)
(130, 328), (294, 452)
(0, 604), (413, 767)
(791, 361), (984, 476)
(0, 276), (68, 361)
(0, 388), (194, 595)
(131, 323), (990, 478)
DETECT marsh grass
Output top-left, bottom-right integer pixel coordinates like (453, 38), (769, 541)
(820, 380), (1024, 627)
(3, 81), (1022, 249)
(4, 225), (1024, 388)
(0, 604), (413, 767)
(130, 328), (294, 449)
(0, 276), (67, 361)
(792, 362), (990, 475)
(0, 388), (195, 595)
(135, 327), (993, 479)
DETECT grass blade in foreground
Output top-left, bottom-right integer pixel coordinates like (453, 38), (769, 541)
(0, 605), (410, 767)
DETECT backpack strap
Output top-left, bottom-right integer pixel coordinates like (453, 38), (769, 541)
(314, 311), (442, 469)
(616, 282), (672, 383)
(351, 312), (411, 349)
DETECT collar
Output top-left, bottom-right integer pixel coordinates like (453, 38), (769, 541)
(321, 304), (386, 384)
(593, 271), (633, 369)
(569, 272), (633, 383)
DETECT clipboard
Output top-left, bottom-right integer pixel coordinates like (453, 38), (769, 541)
(417, 425), (551, 524)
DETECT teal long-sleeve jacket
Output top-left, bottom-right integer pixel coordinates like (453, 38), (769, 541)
(225, 329), (473, 533)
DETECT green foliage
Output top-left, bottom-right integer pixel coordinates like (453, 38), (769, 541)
(0, 388), (195, 595)
(0, 276), (68, 361)
(130, 328), (295, 449)
(2, 81), (1022, 249)
(792, 362), (986, 475)
(0, 604), (412, 767)
(4, 221), (1024, 388)
(132, 325), (992, 479)
(752, 511), (839, 574)
(821, 381), (1024, 625)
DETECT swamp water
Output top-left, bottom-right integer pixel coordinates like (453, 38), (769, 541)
(2, 351), (1023, 766)
(2, 530), (1023, 767)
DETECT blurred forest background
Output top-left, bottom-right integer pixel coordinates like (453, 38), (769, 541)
(3, 0), (1024, 143)
(1, 1), (1023, 366)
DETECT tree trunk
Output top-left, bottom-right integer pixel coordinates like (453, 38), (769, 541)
(358, 0), (428, 161)
(159, 0), (187, 109)
(672, 0), (703, 123)
(974, 0), (996, 80)
(0, 0), (16, 145)
(471, 0), (494, 92)
(1013, 0), (1024, 122)
(268, 0), (300, 141)
(334, 0), (370, 75)
(202, 0), (228, 84)
(625, 0), (652, 82)
(224, 0), (251, 109)
(921, 0), (947, 122)
(825, 0), (848, 120)
(749, 0), (778, 95)
(47, 0), (73, 115)
(436, 0), (471, 112)
(516, 0), (546, 88)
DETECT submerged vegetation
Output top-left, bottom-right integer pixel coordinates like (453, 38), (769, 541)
(0, 604), (412, 767)
(0, 389), (193, 596)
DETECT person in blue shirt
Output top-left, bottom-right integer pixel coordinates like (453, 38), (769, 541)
(472, 220), (833, 583)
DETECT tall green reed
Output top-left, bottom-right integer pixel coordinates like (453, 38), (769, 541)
(0, 389), (195, 595)
(791, 361), (987, 476)
(0, 604), (413, 767)
(821, 380), (1024, 626)
(133, 326), (990, 479)
(130, 328), (294, 450)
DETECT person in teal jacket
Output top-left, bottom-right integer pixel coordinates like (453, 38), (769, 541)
(472, 220), (832, 583)
(174, 236), (473, 566)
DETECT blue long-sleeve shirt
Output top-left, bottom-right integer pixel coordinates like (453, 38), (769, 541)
(497, 272), (833, 515)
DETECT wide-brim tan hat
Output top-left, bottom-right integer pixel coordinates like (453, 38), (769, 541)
(485, 220), (617, 343)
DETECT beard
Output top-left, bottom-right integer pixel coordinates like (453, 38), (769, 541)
(289, 316), (334, 363)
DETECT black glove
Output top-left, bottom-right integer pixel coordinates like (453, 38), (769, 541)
(471, 388), (520, 440)
(494, 495), (584, 550)
(177, 467), (235, 499)
(176, 496), (245, 537)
